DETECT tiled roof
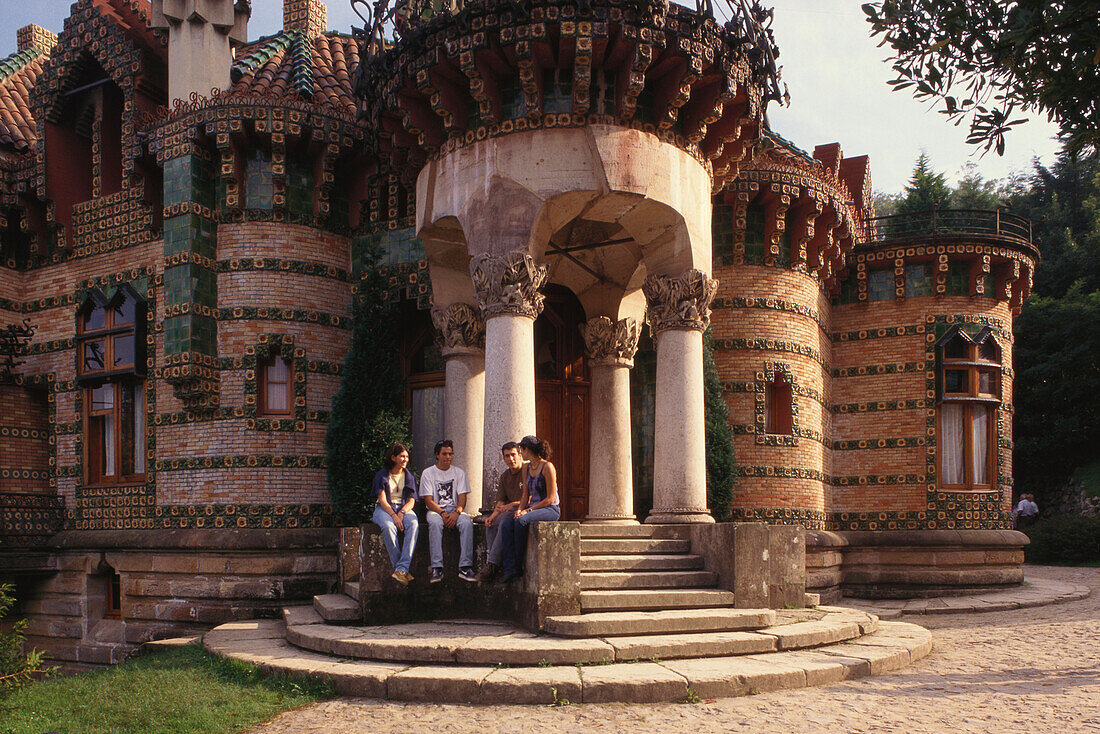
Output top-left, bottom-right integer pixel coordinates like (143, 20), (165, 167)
(230, 30), (358, 115)
(0, 47), (45, 153)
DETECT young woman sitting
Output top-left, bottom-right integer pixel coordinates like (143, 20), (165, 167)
(497, 435), (560, 583)
(371, 442), (419, 586)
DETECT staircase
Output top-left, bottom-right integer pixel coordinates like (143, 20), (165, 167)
(546, 524), (766, 637)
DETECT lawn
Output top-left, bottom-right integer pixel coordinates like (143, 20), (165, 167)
(0, 642), (334, 734)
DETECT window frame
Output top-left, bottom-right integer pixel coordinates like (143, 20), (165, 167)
(76, 288), (144, 380)
(763, 376), (794, 436)
(936, 327), (1001, 491)
(257, 354), (295, 417)
(83, 380), (147, 487)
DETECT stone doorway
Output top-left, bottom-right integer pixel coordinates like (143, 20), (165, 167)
(534, 286), (589, 520)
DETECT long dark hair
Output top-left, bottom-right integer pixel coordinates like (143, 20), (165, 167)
(384, 442), (410, 471)
(519, 435), (552, 460)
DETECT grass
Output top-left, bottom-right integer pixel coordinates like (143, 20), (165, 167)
(0, 642), (334, 734)
(1074, 459), (1100, 498)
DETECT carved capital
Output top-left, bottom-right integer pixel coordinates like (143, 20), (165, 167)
(470, 251), (548, 320)
(643, 269), (718, 334)
(581, 316), (640, 368)
(431, 302), (485, 356)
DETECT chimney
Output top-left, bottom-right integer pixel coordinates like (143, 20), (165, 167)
(17, 24), (58, 54)
(151, 0), (250, 104)
(283, 0), (327, 39)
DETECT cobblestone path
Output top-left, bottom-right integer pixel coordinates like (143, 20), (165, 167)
(250, 566), (1100, 733)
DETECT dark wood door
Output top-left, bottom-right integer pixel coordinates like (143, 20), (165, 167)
(534, 287), (589, 520)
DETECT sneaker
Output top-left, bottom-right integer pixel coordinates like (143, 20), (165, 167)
(459, 567), (477, 583)
(391, 570), (410, 587)
(430, 567), (443, 583)
(496, 572), (520, 585)
(476, 562), (500, 584)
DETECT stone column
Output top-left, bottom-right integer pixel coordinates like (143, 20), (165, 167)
(471, 251), (548, 505)
(643, 269), (719, 524)
(431, 302), (486, 514)
(581, 316), (640, 524)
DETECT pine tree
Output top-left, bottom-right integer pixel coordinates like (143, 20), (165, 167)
(896, 152), (952, 216)
(703, 331), (737, 521)
(325, 240), (410, 524)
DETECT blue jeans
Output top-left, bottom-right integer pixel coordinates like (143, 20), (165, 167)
(426, 511), (474, 569)
(500, 506), (560, 577)
(373, 505), (419, 574)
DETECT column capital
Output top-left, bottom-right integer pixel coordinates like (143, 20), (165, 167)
(581, 316), (640, 368)
(470, 251), (548, 320)
(643, 268), (718, 335)
(431, 302), (485, 357)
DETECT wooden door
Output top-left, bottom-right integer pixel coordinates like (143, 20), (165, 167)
(533, 287), (589, 520)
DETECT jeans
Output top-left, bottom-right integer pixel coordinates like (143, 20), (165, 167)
(426, 511), (474, 569)
(500, 505), (561, 577)
(372, 505), (419, 574)
(485, 508), (517, 565)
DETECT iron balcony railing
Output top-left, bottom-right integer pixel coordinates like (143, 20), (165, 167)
(864, 208), (1033, 248)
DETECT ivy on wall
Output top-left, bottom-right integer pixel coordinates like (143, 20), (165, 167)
(704, 330), (737, 521)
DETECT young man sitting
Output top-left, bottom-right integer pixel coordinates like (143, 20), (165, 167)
(419, 439), (476, 583)
(477, 441), (525, 583)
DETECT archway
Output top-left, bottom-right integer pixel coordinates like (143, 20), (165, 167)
(533, 285), (589, 520)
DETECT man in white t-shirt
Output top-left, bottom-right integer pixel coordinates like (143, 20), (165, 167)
(1014, 493), (1039, 529)
(419, 439), (475, 582)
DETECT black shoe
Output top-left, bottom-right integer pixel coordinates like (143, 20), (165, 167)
(459, 567), (477, 582)
(430, 567), (443, 583)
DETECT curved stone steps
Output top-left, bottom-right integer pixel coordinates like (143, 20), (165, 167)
(579, 588), (736, 612)
(282, 607), (878, 666)
(203, 617), (932, 704)
(580, 570), (718, 590)
(581, 538), (692, 554)
(580, 553), (705, 572)
(544, 607), (775, 637)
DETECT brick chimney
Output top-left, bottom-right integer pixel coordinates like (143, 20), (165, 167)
(284, 0), (327, 39)
(151, 0), (250, 104)
(17, 24), (58, 54)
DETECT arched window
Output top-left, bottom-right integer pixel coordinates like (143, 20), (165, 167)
(764, 375), (793, 435)
(78, 286), (146, 485)
(937, 326), (1001, 489)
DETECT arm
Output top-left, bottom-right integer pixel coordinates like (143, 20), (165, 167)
(513, 468), (533, 518)
(374, 475), (406, 531)
(525, 463), (558, 512)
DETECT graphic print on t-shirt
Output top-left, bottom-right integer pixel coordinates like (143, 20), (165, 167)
(437, 479), (454, 509)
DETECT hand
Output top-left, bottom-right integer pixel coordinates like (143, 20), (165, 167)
(443, 511), (458, 528)
(485, 512), (496, 528)
(515, 508), (528, 519)
(393, 511), (404, 532)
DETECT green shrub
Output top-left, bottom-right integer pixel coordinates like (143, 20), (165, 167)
(0, 583), (56, 695)
(1024, 514), (1100, 564)
(703, 331), (737, 521)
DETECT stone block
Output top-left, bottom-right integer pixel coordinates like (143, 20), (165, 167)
(322, 660), (403, 698)
(387, 666), (490, 703)
(688, 522), (736, 591)
(580, 662), (688, 703)
(768, 524), (805, 608)
(519, 520), (581, 630)
(481, 666), (583, 705)
(606, 630), (777, 661)
(817, 642), (910, 675)
(454, 634), (614, 665)
(733, 523), (770, 608)
(663, 655), (805, 698)
(760, 620), (861, 649)
(341, 527), (363, 582)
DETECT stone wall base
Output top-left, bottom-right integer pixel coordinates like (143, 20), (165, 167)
(1, 528), (338, 666)
(807, 529), (1029, 600)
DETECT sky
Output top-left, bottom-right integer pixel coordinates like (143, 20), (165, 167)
(0, 0), (1062, 195)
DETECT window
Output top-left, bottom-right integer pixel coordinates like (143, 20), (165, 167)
(245, 149), (274, 210)
(258, 355), (294, 416)
(105, 569), (122, 619)
(592, 68), (616, 116)
(937, 327), (1001, 490)
(764, 376), (793, 435)
(85, 381), (146, 484)
(543, 68), (572, 114)
(867, 268), (895, 301)
(945, 262), (970, 296)
(744, 204), (766, 260)
(77, 289), (143, 378)
(905, 263), (934, 297)
(500, 74), (527, 119)
(713, 204), (734, 257)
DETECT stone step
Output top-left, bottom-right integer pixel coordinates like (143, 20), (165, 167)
(205, 619), (932, 703)
(577, 525), (688, 539)
(580, 570), (718, 590)
(342, 580), (361, 600)
(581, 553), (705, 572)
(580, 538), (691, 555)
(546, 608), (775, 637)
(283, 605), (324, 627)
(313, 593), (359, 623)
(580, 588), (736, 612)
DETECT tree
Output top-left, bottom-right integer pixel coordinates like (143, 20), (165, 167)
(703, 331), (737, 521)
(949, 162), (1003, 210)
(1, 583), (56, 693)
(863, 1), (1100, 155)
(325, 240), (409, 524)
(895, 151), (952, 215)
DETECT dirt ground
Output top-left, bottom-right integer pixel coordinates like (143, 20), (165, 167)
(251, 566), (1100, 733)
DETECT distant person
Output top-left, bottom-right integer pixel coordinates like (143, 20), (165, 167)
(497, 435), (560, 584)
(371, 443), (419, 586)
(477, 441), (526, 583)
(419, 439), (476, 583)
(1014, 493), (1039, 529)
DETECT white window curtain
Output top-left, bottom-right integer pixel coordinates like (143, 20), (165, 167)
(411, 386), (446, 472)
(133, 383), (145, 475)
(941, 403), (964, 484)
(970, 405), (990, 485)
(265, 358), (289, 411)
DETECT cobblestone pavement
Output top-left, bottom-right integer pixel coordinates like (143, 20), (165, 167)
(251, 566), (1100, 733)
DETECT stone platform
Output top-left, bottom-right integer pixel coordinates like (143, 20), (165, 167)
(202, 605), (932, 704)
(848, 573), (1090, 618)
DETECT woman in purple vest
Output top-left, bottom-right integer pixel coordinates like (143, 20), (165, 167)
(371, 442), (419, 586)
(497, 435), (560, 583)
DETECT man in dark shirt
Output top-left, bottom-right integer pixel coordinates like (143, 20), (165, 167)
(477, 441), (525, 583)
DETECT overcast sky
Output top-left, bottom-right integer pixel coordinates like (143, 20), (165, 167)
(2, 0), (1061, 195)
